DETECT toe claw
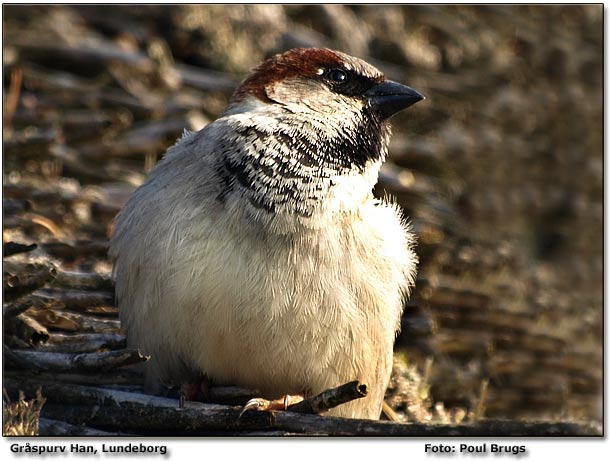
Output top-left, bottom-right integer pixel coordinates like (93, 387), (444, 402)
(239, 398), (270, 418)
(239, 394), (305, 418)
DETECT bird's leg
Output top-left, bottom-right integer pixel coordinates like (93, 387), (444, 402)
(179, 374), (210, 408)
(199, 374), (211, 401)
(239, 394), (305, 418)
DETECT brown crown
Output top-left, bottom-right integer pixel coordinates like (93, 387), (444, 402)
(232, 48), (346, 103)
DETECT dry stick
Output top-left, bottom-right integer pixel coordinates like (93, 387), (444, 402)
(4, 336), (31, 350)
(381, 402), (403, 422)
(2, 378), (218, 410)
(77, 118), (187, 160)
(18, 63), (107, 94)
(26, 306), (120, 334)
(173, 63), (239, 92)
(271, 410), (601, 437)
(287, 380), (368, 414)
(39, 404), (297, 436)
(27, 213), (65, 239)
(3, 378), (599, 436)
(38, 401), (601, 437)
(0, 378), (368, 435)
(5, 369), (143, 387)
(38, 418), (129, 436)
(36, 289), (114, 308)
(3, 263), (57, 303)
(3, 293), (51, 319)
(4, 314), (49, 346)
(474, 379), (489, 422)
(11, 38), (154, 70)
(3, 242), (37, 258)
(49, 142), (151, 183)
(25, 306), (79, 332)
(3, 127), (59, 161)
(39, 332), (126, 354)
(10, 378), (363, 417)
(4, 66), (23, 128)
(30, 292), (119, 317)
(52, 270), (114, 291)
(69, 305), (119, 317)
(3, 198), (30, 214)
(59, 311), (119, 333)
(4, 346), (148, 372)
(40, 240), (109, 260)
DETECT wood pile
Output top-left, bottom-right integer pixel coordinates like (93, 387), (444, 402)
(2, 5), (602, 435)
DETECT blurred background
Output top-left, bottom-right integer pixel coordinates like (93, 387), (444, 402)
(2, 4), (602, 428)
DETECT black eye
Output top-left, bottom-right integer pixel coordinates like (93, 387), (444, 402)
(326, 68), (348, 84)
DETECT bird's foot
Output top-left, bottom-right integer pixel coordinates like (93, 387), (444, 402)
(239, 394), (304, 418)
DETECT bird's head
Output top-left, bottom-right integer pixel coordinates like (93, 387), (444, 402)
(213, 48), (424, 227)
(230, 47), (424, 123)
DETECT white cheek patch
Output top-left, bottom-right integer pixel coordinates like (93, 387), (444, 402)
(268, 78), (363, 118)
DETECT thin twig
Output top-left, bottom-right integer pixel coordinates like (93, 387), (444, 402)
(4, 346), (148, 372)
(287, 381), (368, 414)
(3, 66), (23, 128)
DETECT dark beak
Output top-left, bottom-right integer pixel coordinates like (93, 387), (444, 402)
(365, 80), (425, 119)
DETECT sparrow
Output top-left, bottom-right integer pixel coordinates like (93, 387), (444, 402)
(110, 48), (423, 419)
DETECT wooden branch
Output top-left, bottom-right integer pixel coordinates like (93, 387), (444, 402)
(40, 240), (109, 260)
(26, 306), (120, 333)
(36, 289), (114, 309)
(10, 37), (154, 70)
(3, 181), (78, 205)
(2, 199), (31, 214)
(70, 305), (119, 317)
(18, 291), (117, 319)
(173, 63), (239, 92)
(38, 332), (126, 353)
(38, 418), (128, 436)
(77, 119), (186, 160)
(4, 314), (49, 346)
(288, 381), (368, 414)
(5, 369), (143, 387)
(52, 270), (114, 291)
(40, 404), (304, 436)
(3, 242), (37, 257)
(49, 144), (124, 183)
(3, 378), (600, 436)
(3, 127), (58, 160)
(3, 294), (53, 319)
(4, 66), (23, 128)
(24, 306), (79, 332)
(37, 401), (601, 437)
(3, 262), (56, 302)
(4, 336), (32, 349)
(4, 346), (148, 372)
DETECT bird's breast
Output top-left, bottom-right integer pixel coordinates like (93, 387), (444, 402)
(170, 197), (415, 399)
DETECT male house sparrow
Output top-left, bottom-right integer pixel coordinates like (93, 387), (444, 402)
(110, 48), (422, 419)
